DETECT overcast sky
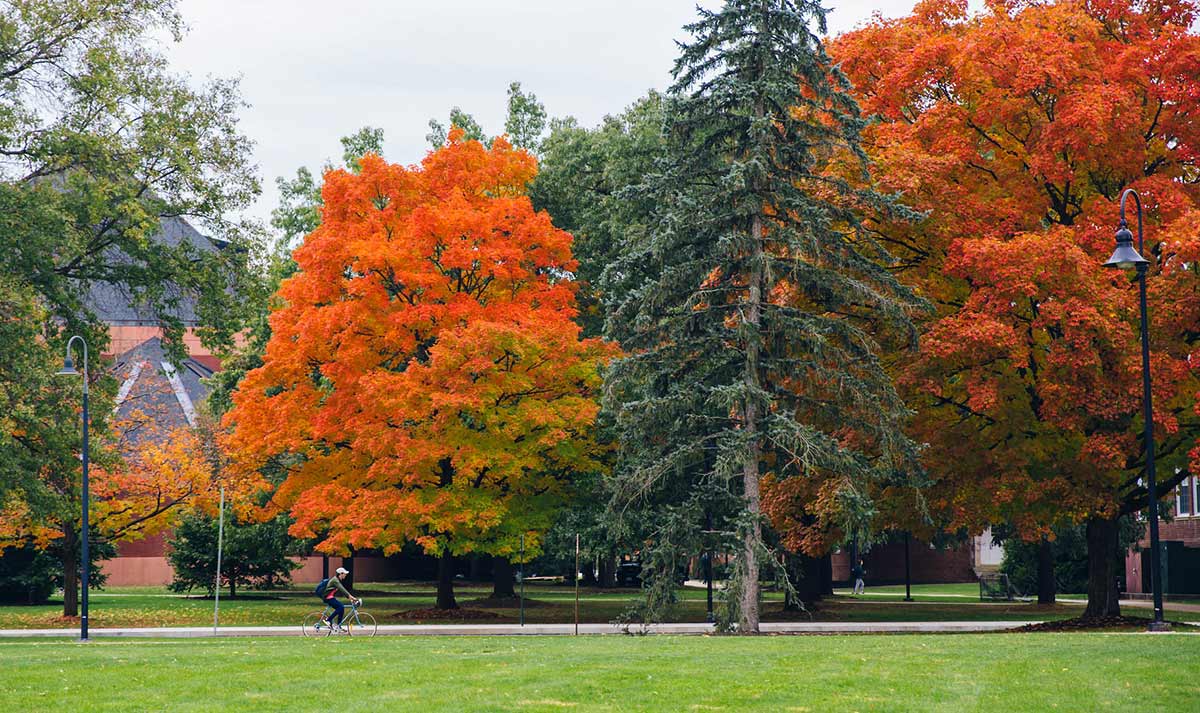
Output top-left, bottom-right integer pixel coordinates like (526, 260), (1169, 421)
(164, 1), (919, 227)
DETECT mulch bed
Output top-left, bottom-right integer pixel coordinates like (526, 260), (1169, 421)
(1017, 615), (1179, 632)
(392, 607), (500, 621)
(462, 596), (547, 609)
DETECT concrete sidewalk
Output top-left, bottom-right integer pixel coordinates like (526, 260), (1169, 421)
(1060, 598), (1200, 613)
(0, 620), (1043, 638)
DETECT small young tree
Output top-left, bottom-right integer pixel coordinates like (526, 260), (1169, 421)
(167, 511), (299, 598)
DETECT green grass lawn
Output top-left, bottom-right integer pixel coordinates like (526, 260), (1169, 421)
(1, 633), (1197, 711)
(3, 582), (1196, 629)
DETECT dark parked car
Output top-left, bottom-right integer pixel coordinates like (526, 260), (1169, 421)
(615, 561), (688, 588)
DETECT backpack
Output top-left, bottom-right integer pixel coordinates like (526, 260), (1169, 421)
(314, 578), (330, 598)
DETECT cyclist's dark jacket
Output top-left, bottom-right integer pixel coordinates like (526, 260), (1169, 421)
(325, 576), (351, 600)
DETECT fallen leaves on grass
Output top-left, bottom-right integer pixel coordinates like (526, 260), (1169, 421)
(462, 597), (546, 609)
(393, 608), (499, 620)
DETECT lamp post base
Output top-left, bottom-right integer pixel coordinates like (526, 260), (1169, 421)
(1148, 621), (1171, 633)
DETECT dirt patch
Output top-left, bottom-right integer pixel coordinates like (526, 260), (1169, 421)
(1016, 615), (1181, 632)
(393, 607), (500, 621)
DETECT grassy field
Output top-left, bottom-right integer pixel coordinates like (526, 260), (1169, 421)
(0, 581), (1150, 629)
(1, 633), (1197, 711)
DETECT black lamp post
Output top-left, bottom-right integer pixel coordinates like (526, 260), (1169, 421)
(1101, 188), (1168, 632)
(57, 335), (90, 641)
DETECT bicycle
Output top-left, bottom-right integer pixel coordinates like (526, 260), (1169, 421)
(302, 598), (377, 637)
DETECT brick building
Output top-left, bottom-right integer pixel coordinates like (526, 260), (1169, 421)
(1124, 475), (1200, 596)
(831, 529), (1002, 586)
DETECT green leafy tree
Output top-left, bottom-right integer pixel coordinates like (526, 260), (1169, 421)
(531, 93), (667, 338)
(426, 108), (488, 148)
(426, 82), (548, 152)
(504, 82), (548, 153)
(0, 0), (263, 616)
(167, 511), (300, 598)
(603, 0), (924, 632)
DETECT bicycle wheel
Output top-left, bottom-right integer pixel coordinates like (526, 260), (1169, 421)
(302, 610), (332, 637)
(347, 611), (377, 637)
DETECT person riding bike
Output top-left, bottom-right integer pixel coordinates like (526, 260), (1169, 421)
(320, 567), (360, 631)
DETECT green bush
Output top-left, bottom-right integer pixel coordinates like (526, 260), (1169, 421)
(0, 542), (56, 604)
(0, 533), (114, 605)
(167, 511), (301, 598)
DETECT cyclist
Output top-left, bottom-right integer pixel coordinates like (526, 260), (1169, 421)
(321, 567), (360, 631)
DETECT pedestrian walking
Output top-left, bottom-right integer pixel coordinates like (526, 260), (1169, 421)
(852, 559), (866, 595)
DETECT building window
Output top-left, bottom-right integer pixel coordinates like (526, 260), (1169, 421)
(1178, 476), (1194, 518)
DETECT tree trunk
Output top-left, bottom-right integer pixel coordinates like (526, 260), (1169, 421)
(581, 555), (598, 586)
(492, 557), (515, 598)
(436, 550), (458, 610)
(1084, 516), (1120, 619)
(820, 554), (834, 596)
(784, 551), (825, 609)
(598, 554), (616, 588)
(739, 210), (764, 634)
(229, 580), (237, 599)
(1037, 536), (1056, 605)
(61, 536), (79, 618)
(469, 555), (484, 582)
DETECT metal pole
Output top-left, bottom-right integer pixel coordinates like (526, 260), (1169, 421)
(1138, 261), (1166, 628)
(574, 533), (580, 635)
(80, 357), (89, 643)
(704, 510), (714, 623)
(519, 534), (525, 627)
(1122, 190), (1167, 631)
(213, 485), (225, 634)
(903, 531), (913, 602)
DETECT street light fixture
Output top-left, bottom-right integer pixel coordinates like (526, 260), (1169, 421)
(1101, 188), (1168, 632)
(58, 335), (91, 641)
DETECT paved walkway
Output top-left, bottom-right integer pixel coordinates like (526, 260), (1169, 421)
(0, 620), (1044, 638)
(1057, 598), (1200, 613)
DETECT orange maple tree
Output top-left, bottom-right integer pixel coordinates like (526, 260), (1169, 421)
(831, 0), (1200, 616)
(225, 130), (612, 608)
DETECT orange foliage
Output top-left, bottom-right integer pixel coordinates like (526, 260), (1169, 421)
(1, 371), (225, 551)
(829, 0), (1200, 538)
(225, 129), (614, 559)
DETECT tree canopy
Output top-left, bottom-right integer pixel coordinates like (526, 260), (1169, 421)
(832, 0), (1200, 617)
(225, 130), (613, 608)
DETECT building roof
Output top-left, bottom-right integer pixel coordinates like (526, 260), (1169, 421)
(111, 337), (213, 447)
(85, 214), (223, 326)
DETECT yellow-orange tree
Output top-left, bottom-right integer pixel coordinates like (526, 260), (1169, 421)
(226, 130), (611, 609)
(832, 0), (1200, 617)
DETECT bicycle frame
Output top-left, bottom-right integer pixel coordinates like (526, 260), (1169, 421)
(316, 600), (366, 633)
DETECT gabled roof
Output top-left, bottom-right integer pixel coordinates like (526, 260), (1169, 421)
(111, 337), (213, 446)
(86, 215), (222, 326)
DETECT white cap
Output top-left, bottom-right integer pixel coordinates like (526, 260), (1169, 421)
(335, 567), (349, 575)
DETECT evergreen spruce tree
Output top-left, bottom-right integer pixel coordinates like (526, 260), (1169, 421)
(604, 0), (925, 633)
